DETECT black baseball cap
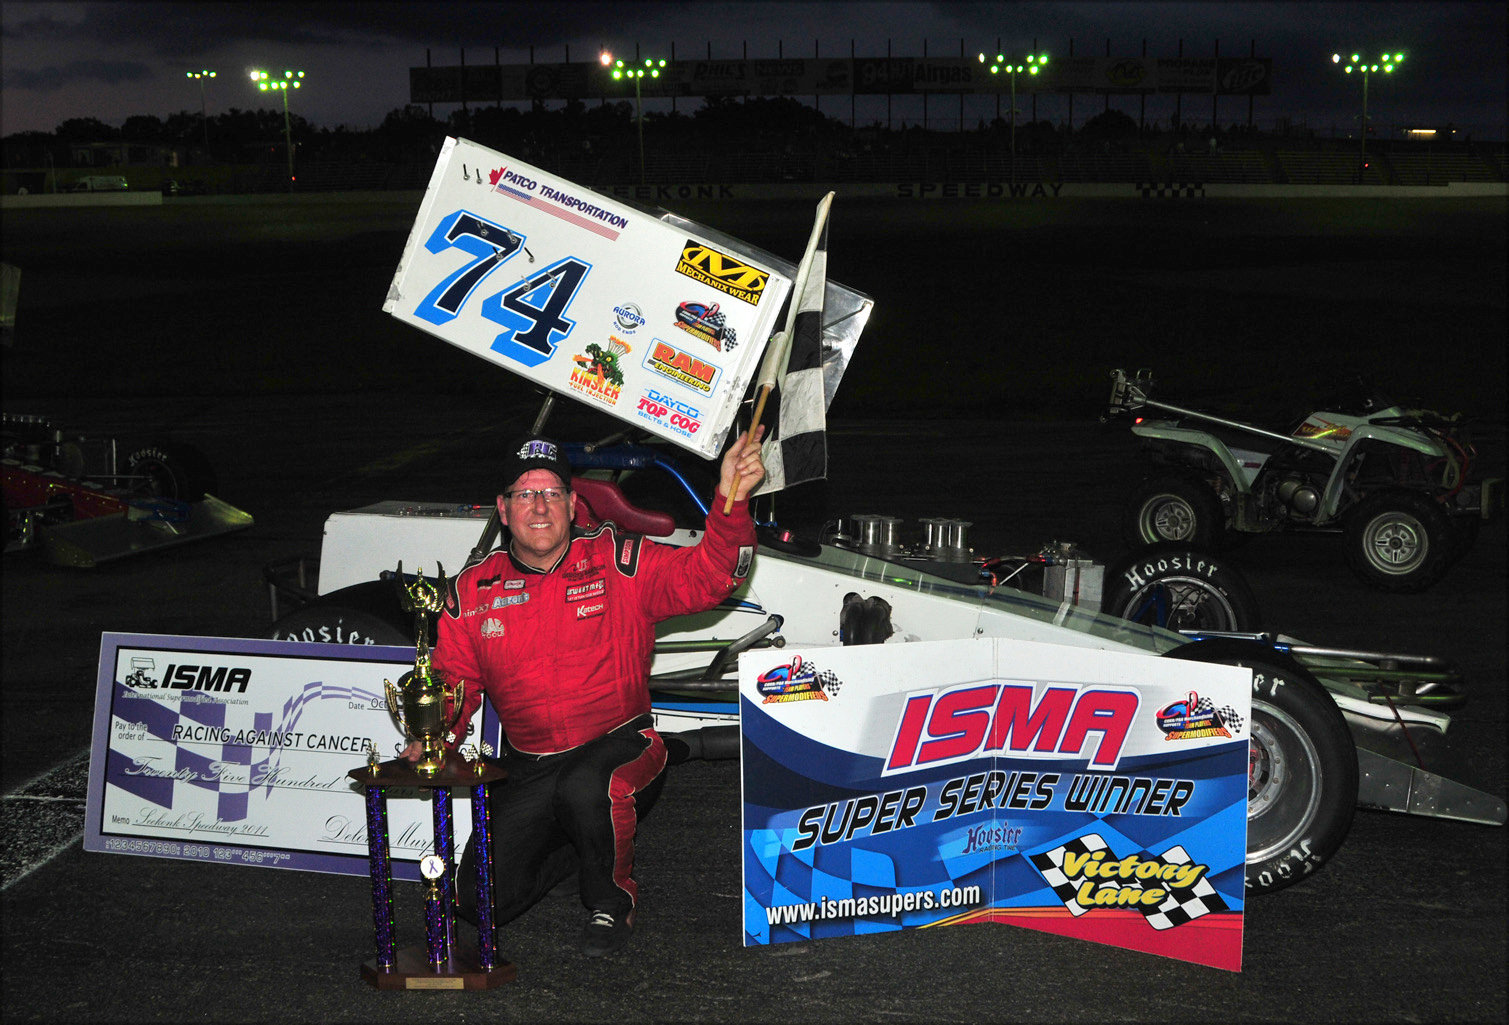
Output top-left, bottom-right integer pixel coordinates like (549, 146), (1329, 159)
(500, 434), (573, 492)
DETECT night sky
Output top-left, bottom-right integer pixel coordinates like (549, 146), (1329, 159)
(2, 1), (1505, 139)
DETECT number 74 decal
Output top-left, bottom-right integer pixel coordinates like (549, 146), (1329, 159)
(412, 209), (592, 369)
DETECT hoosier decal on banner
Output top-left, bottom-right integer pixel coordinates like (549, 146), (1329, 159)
(739, 638), (1251, 971)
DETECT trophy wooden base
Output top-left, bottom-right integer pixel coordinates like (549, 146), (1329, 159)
(361, 944), (516, 990)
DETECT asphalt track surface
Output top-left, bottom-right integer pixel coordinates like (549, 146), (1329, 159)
(2, 193), (1505, 1023)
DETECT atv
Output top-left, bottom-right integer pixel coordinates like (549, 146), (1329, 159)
(1105, 368), (1502, 592)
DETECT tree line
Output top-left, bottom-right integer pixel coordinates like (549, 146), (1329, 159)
(0, 96), (857, 169)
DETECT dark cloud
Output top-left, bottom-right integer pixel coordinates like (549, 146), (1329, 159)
(0, 2), (1501, 135)
(3, 59), (153, 93)
(4, 2), (615, 54)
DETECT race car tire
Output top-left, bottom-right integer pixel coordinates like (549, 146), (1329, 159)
(125, 443), (218, 501)
(267, 580), (418, 647)
(1122, 474), (1225, 550)
(1165, 638), (1357, 895)
(1103, 543), (1262, 632)
(1343, 488), (1453, 593)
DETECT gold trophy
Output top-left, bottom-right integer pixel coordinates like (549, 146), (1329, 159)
(383, 563), (466, 776)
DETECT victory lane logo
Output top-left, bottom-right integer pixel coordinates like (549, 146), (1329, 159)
(1155, 690), (1241, 741)
(756, 655), (841, 704)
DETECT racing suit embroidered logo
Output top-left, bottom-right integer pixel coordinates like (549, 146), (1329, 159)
(492, 593), (530, 609)
(463, 604), (489, 618)
(565, 579), (606, 602)
(564, 560), (603, 581)
(480, 618), (506, 639)
(575, 603), (606, 620)
(504, 579), (525, 590)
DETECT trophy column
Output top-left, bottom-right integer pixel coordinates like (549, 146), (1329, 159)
(349, 752), (515, 990)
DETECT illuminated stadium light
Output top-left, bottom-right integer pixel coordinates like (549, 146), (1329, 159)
(1333, 51), (1403, 184)
(249, 68), (307, 191)
(976, 52), (1048, 183)
(186, 70), (216, 153)
(609, 54), (668, 185)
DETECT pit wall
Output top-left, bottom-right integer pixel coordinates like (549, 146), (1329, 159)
(3, 181), (1503, 211)
(598, 181), (1508, 202)
(1, 192), (162, 209)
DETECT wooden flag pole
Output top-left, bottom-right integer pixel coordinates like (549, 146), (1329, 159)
(721, 350), (784, 516)
(724, 192), (833, 515)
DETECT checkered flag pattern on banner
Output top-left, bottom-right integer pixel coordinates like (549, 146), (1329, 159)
(1192, 694), (1243, 734)
(752, 195), (831, 497)
(1028, 833), (1112, 917)
(111, 678), (385, 821)
(1030, 835), (1230, 929)
(816, 668), (842, 697)
(1139, 844), (1231, 930)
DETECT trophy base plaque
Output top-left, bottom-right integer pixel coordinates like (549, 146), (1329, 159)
(361, 944), (516, 990)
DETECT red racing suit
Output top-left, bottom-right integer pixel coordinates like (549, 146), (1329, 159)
(434, 492), (755, 922)
(435, 492), (755, 754)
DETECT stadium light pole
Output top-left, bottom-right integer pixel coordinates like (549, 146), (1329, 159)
(610, 55), (666, 186)
(1333, 52), (1403, 184)
(980, 53), (1049, 183)
(250, 68), (306, 191)
(185, 69), (216, 156)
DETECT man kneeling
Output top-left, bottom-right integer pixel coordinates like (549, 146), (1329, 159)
(408, 428), (764, 956)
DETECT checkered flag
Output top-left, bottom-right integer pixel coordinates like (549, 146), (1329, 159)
(815, 668), (842, 697)
(1138, 844), (1231, 930)
(1029, 833), (1112, 917)
(751, 193), (832, 497)
(1190, 694), (1241, 734)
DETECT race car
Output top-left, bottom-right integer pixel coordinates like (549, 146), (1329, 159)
(264, 435), (1505, 897)
(2, 411), (252, 565)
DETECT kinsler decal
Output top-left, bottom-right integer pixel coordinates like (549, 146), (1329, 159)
(569, 338), (630, 407)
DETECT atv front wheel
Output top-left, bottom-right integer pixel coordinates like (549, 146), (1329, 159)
(1123, 475), (1225, 549)
(1103, 543), (1262, 632)
(1344, 489), (1452, 593)
(1165, 639), (1358, 894)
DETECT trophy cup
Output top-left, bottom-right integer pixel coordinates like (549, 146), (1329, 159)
(383, 563), (465, 777)
(348, 563), (513, 989)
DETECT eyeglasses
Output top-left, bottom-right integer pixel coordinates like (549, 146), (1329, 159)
(504, 487), (570, 505)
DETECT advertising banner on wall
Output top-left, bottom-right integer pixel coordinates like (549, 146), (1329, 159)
(85, 633), (498, 880)
(383, 138), (792, 460)
(740, 638), (1251, 971)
